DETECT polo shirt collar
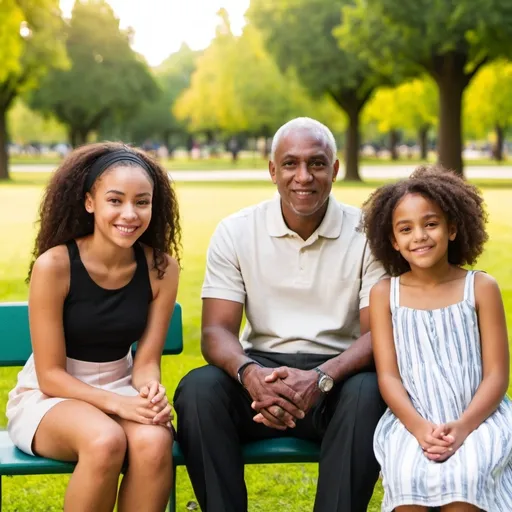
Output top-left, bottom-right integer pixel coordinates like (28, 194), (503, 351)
(266, 195), (343, 239)
(267, 195), (292, 237)
(317, 195), (343, 239)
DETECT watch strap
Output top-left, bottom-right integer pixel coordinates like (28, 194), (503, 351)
(237, 360), (262, 386)
(313, 367), (326, 378)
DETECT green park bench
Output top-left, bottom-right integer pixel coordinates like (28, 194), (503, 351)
(0, 302), (320, 511)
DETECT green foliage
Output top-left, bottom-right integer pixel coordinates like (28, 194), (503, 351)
(336, 0), (512, 173)
(0, 0), (67, 179)
(102, 43), (200, 146)
(248, 0), (394, 180)
(173, 11), (237, 134)
(248, 0), (377, 105)
(0, 0), (24, 82)
(0, 0), (67, 96)
(465, 59), (512, 138)
(30, 0), (158, 147)
(364, 77), (437, 135)
(174, 11), (345, 138)
(8, 100), (66, 145)
(338, 0), (512, 80)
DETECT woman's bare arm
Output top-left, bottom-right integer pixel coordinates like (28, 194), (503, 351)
(131, 252), (180, 391)
(30, 247), (132, 415)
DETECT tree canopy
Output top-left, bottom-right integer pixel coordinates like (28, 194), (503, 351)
(337, 0), (512, 173)
(30, 0), (158, 147)
(364, 77), (437, 158)
(0, 0), (67, 179)
(248, 0), (389, 180)
(0, 1), (24, 82)
(465, 60), (512, 160)
(8, 99), (66, 145)
(174, 10), (345, 143)
(102, 43), (200, 148)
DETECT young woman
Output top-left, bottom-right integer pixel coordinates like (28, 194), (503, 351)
(7, 142), (181, 512)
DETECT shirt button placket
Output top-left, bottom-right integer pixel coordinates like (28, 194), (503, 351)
(299, 247), (305, 277)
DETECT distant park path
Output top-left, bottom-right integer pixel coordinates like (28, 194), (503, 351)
(10, 164), (512, 181)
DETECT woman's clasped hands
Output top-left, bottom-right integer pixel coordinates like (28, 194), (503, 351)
(114, 380), (173, 427)
(140, 380), (174, 427)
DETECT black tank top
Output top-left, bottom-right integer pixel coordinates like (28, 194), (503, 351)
(63, 240), (153, 362)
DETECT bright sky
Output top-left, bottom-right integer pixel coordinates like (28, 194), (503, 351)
(60, 0), (250, 66)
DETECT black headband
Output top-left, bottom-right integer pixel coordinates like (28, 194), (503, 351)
(84, 149), (154, 194)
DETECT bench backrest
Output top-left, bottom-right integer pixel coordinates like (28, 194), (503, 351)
(0, 301), (183, 366)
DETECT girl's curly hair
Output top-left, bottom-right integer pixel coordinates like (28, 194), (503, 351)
(361, 165), (488, 276)
(28, 142), (181, 281)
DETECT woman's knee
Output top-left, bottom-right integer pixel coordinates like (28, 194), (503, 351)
(126, 425), (172, 469)
(80, 423), (127, 470)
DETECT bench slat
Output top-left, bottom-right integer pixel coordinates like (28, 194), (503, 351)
(0, 431), (319, 476)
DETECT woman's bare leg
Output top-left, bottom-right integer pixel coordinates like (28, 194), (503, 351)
(33, 400), (127, 512)
(115, 419), (173, 512)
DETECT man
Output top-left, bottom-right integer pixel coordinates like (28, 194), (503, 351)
(174, 117), (387, 512)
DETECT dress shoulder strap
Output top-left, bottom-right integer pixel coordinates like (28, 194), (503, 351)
(463, 270), (483, 307)
(389, 276), (400, 312)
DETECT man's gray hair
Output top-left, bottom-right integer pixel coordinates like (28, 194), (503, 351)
(270, 117), (337, 162)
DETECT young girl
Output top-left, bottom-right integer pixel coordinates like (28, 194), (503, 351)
(363, 166), (512, 512)
(6, 142), (181, 512)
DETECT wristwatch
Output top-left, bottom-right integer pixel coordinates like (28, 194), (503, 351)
(313, 368), (334, 393)
(236, 360), (262, 386)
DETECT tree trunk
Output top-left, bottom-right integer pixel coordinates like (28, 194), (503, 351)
(435, 71), (466, 176)
(418, 125), (429, 161)
(390, 129), (399, 160)
(69, 128), (89, 148)
(162, 130), (173, 157)
(493, 124), (504, 161)
(344, 104), (362, 181)
(331, 88), (372, 182)
(0, 107), (9, 180)
(69, 128), (79, 148)
(78, 129), (88, 147)
(261, 126), (271, 159)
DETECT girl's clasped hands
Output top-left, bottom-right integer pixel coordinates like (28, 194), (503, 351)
(414, 419), (469, 462)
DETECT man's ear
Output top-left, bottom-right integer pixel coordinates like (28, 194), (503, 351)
(332, 159), (340, 182)
(268, 160), (277, 184)
(84, 192), (94, 214)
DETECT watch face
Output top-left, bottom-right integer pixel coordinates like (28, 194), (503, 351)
(320, 375), (334, 392)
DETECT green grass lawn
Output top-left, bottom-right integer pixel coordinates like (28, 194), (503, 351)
(0, 177), (511, 511)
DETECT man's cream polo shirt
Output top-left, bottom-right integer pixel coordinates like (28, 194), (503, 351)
(201, 195), (386, 355)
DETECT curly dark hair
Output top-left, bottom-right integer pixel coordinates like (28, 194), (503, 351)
(28, 142), (181, 281)
(361, 165), (488, 276)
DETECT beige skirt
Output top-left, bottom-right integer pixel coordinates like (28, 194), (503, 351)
(6, 351), (139, 455)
